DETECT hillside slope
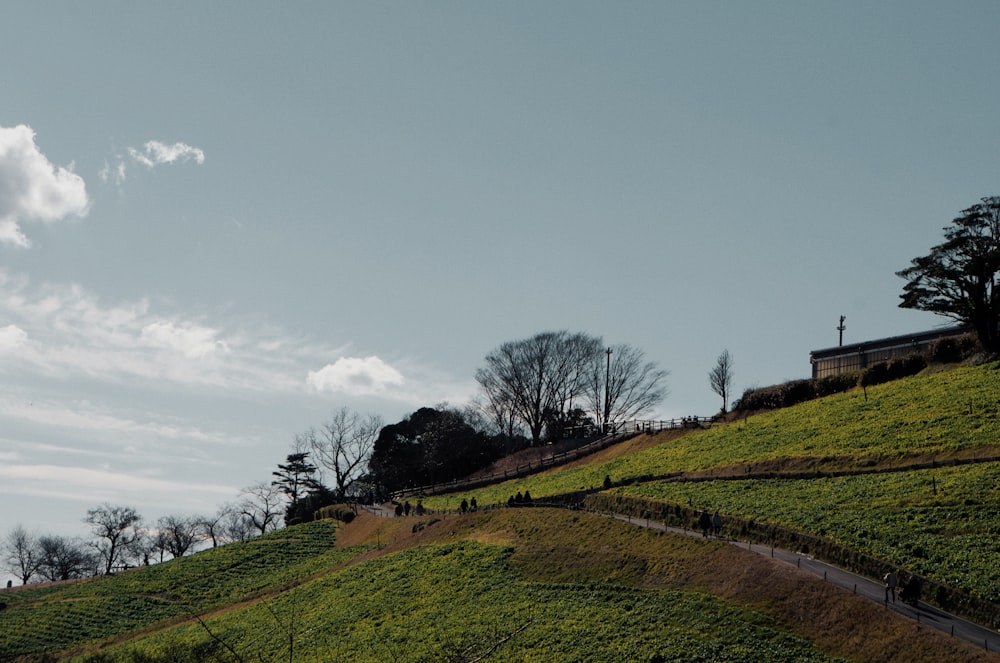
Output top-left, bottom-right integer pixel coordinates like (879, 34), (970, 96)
(3, 363), (999, 662)
(20, 511), (997, 662)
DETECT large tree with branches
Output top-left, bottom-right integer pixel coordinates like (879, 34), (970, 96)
(308, 407), (383, 501)
(897, 196), (1000, 354)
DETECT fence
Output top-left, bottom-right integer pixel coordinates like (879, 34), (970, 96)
(390, 417), (713, 500)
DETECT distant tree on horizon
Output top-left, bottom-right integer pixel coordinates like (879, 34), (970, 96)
(709, 349), (734, 413)
(897, 196), (1000, 354)
(584, 343), (669, 431)
(84, 504), (142, 575)
(476, 332), (668, 444)
(3, 525), (42, 585)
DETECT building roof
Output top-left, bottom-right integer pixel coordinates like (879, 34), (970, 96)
(810, 325), (966, 362)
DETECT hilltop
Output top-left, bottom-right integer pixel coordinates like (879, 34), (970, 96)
(2, 362), (999, 661)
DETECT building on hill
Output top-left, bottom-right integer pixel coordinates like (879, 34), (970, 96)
(809, 326), (965, 379)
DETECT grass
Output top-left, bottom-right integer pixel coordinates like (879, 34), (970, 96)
(421, 363), (1000, 509)
(615, 460), (1000, 604)
(69, 510), (990, 662)
(0, 520), (367, 660)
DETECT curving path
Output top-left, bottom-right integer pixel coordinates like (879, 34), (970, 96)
(608, 512), (1000, 655)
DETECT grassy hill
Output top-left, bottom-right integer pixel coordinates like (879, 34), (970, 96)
(3, 362), (999, 662)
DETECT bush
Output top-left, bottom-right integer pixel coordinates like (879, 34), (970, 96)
(861, 354), (926, 388)
(313, 504), (356, 523)
(814, 371), (862, 397)
(928, 333), (978, 363)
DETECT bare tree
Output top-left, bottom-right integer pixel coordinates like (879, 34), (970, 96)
(4, 525), (41, 585)
(709, 349), (734, 413)
(475, 331), (602, 445)
(584, 344), (669, 431)
(37, 535), (95, 581)
(157, 515), (202, 558)
(84, 503), (143, 575)
(308, 407), (382, 501)
(238, 483), (284, 536)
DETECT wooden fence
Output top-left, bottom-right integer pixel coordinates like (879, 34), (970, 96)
(390, 417), (713, 500)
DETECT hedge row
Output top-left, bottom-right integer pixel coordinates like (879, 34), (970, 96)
(733, 334), (980, 414)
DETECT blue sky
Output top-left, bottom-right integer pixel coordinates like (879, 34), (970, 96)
(2, 2), (999, 576)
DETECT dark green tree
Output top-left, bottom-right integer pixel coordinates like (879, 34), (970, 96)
(369, 407), (499, 498)
(272, 452), (322, 512)
(897, 196), (1000, 354)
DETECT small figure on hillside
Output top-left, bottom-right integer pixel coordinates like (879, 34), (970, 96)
(698, 510), (712, 537)
(460, 498), (469, 513)
(394, 503), (403, 517)
(470, 497), (478, 512)
(883, 569), (898, 604)
(712, 511), (722, 537)
(415, 501), (425, 516)
(404, 501), (412, 517)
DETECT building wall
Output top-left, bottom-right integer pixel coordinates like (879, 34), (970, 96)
(810, 327), (964, 379)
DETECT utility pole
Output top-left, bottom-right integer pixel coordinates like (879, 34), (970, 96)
(837, 315), (846, 347)
(603, 347), (612, 433)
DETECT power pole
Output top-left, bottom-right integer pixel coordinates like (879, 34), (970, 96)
(603, 347), (612, 433)
(837, 316), (846, 347)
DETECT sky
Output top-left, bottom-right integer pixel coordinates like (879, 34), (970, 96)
(2, 1), (999, 580)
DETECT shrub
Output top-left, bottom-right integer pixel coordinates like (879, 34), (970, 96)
(313, 504), (356, 523)
(928, 333), (979, 363)
(814, 371), (862, 397)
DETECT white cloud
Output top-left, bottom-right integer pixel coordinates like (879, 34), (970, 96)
(0, 124), (90, 247)
(0, 324), (28, 352)
(141, 320), (228, 359)
(128, 140), (205, 168)
(307, 356), (405, 395)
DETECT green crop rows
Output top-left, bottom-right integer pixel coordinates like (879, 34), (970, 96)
(0, 520), (366, 659)
(82, 541), (845, 663)
(616, 461), (1000, 603)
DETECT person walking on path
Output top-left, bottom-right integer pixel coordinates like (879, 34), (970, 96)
(698, 510), (711, 537)
(711, 511), (722, 537)
(883, 569), (897, 604)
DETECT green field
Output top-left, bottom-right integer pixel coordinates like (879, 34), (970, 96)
(0, 520), (366, 659)
(615, 460), (1000, 603)
(82, 538), (844, 663)
(423, 364), (1000, 510)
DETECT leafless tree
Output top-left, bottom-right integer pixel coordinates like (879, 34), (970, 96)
(238, 483), (284, 536)
(4, 524), (41, 585)
(37, 535), (95, 581)
(583, 343), (669, 431)
(84, 503), (143, 574)
(308, 407), (383, 501)
(157, 515), (202, 558)
(475, 331), (602, 445)
(709, 349), (734, 413)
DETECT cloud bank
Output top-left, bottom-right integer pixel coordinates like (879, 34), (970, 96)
(0, 124), (90, 247)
